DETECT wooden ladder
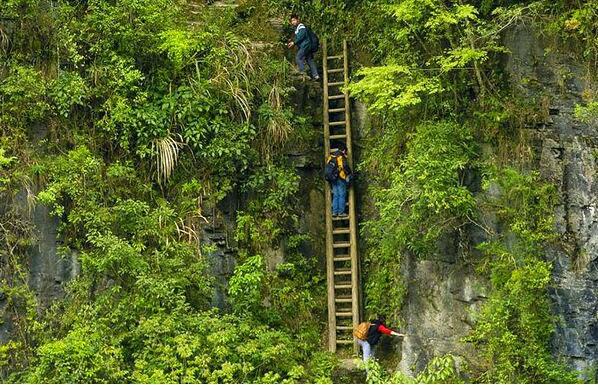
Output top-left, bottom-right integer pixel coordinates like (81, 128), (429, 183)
(322, 39), (360, 353)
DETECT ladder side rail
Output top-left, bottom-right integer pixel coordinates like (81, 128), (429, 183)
(322, 39), (337, 353)
(343, 39), (361, 354)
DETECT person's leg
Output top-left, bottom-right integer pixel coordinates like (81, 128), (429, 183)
(331, 180), (340, 215)
(306, 51), (319, 79)
(295, 47), (306, 72)
(335, 179), (344, 215)
(339, 179), (348, 215)
(358, 340), (371, 362)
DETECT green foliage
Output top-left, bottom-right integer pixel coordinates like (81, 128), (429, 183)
(363, 120), (476, 319)
(158, 29), (206, 71)
(0, 65), (49, 127)
(574, 101), (598, 125)
(36, 146), (103, 219)
(48, 72), (88, 118)
(0, 148), (16, 190)
(361, 354), (462, 384)
(416, 354), (463, 384)
(349, 66), (443, 114)
(266, 0), (355, 36)
(0, 138), (330, 382)
(125, 311), (322, 384)
(0, 0), (332, 382)
(23, 308), (330, 384)
(467, 168), (578, 383)
(540, 0), (598, 65)
(229, 254), (267, 314)
(228, 235), (327, 345)
(26, 326), (127, 383)
(236, 164), (300, 250)
(0, 282), (39, 380)
(0, 148), (15, 168)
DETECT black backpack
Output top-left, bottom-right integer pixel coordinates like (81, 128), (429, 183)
(324, 156), (339, 182)
(307, 28), (320, 53)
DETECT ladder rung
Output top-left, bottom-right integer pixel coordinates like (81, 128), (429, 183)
(330, 108), (346, 113)
(334, 255), (351, 262)
(334, 284), (352, 289)
(330, 134), (346, 140)
(328, 81), (345, 87)
(336, 312), (352, 317)
(333, 228), (350, 234)
(328, 55), (343, 60)
(333, 243), (351, 248)
(336, 325), (353, 330)
(327, 68), (344, 74)
(332, 215), (349, 221)
(330, 121), (347, 127)
(336, 339), (354, 344)
(328, 95), (345, 100)
(334, 269), (352, 276)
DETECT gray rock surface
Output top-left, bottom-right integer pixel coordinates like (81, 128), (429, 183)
(26, 200), (79, 308)
(388, 24), (597, 379)
(504, 25), (598, 376)
(398, 256), (488, 377)
(201, 199), (238, 311)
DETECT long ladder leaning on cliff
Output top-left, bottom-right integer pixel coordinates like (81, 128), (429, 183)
(322, 39), (361, 353)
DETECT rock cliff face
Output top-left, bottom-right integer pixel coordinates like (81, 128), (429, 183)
(393, 24), (597, 378)
(504, 25), (597, 375)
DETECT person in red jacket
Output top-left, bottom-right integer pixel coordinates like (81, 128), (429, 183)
(359, 316), (405, 362)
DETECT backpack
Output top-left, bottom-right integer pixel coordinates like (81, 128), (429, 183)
(307, 28), (320, 53)
(324, 156), (339, 182)
(353, 321), (372, 340)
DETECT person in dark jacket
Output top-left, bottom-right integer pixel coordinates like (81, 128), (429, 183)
(326, 143), (352, 217)
(287, 14), (320, 80)
(358, 316), (404, 362)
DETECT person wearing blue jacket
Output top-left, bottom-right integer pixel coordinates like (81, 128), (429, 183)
(287, 14), (320, 80)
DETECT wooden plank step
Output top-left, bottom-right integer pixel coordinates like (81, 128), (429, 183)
(328, 55), (343, 60)
(328, 81), (345, 87)
(332, 215), (349, 221)
(334, 269), (352, 276)
(336, 339), (354, 344)
(333, 243), (351, 248)
(336, 311), (352, 317)
(327, 68), (344, 74)
(336, 325), (353, 330)
(330, 108), (346, 113)
(328, 95), (345, 100)
(330, 134), (347, 140)
(334, 283), (352, 289)
(333, 228), (350, 234)
(335, 295), (352, 302)
(329, 121), (347, 127)
(334, 255), (351, 262)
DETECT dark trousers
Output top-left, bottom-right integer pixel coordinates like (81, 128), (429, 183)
(296, 46), (319, 78)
